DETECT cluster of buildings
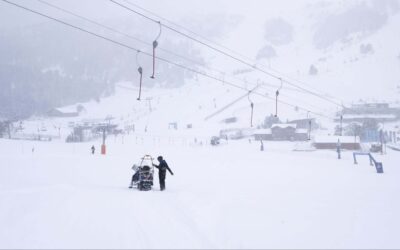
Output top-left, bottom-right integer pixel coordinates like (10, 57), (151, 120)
(253, 117), (319, 142)
(336, 102), (400, 144)
(217, 116), (315, 142)
(66, 118), (121, 143)
(337, 103), (400, 123)
(214, 102), (400, 151)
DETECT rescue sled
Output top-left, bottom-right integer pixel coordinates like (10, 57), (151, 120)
(130, 155), (155, 191)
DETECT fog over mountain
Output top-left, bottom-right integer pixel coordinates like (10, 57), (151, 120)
(1, 0), (399, 119)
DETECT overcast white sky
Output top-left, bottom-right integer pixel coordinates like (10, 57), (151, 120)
(0, 0), (312, 29)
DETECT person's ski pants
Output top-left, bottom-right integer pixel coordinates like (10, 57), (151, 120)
(159, 171), (166, 190)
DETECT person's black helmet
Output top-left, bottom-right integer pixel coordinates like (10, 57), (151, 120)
(157, 156), (163, 161)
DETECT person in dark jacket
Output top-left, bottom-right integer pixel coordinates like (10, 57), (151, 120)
(129, 164), (140, 189)
(153, 156), (174, 191)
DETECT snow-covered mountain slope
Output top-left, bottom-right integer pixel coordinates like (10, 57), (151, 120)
(194, 0), (400, 104)
(2, 0), (399, 120)
(21, 74), (334, 144)
(11, 0), (400, 141)
(2, 1), (400, 249)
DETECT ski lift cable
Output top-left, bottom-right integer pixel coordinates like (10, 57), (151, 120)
(36, 0), (331, 105)
(136, 50), (142, 69)
(120, 0), (345, 105)
(0, 0), (335, 121)
(247, 90), (253, 104)
(35, 0), (222, 74)
(278, 78), (284, 92)
(39, 0), (279, 94)
(250, 79), (307, 94)
(211, 79), (328, 121)
(256, 84), (327, 113)
(109, 0), (345, 108)
(119, 0), (249, 59)
(154, 21), (162, 41)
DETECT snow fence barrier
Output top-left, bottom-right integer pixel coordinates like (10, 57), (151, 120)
(353, 152), (384, 174)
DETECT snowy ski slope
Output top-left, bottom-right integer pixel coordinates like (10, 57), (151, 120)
(1, 135), (400, 249)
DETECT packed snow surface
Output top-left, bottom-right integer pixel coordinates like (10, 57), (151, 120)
(1, 136), (399, 249)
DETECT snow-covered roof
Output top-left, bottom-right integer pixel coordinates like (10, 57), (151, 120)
(271, 124), (297, 129)
(314, 136), (360, 144)
(253, 129), (272, 134)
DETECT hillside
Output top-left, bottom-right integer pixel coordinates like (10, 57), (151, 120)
(1, 0), (400, 120)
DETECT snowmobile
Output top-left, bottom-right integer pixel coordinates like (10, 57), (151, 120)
(129, 155), (155, 191)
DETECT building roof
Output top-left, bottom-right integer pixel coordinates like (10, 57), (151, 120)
(253, 129), (272, 135)
(314, 136), (360, 144)
(271, 124), (297, 129)
(81, 118), (106, 124)
(289, 118), (314, 123)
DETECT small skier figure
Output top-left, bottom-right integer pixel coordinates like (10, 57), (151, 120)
(336, 139), (341, 160)
(260, 140), (264, 151)
(91, 145), (96, 155)
(153, 156), (174, 191)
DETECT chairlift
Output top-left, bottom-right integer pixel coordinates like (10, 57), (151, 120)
(136, 50), (143, 101)
(275, 78), (283, 117)
(150, 21), (162, 79)
(248, 90), (254, 127)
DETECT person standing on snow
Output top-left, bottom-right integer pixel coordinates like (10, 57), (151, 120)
(336, 139), (341, 160)
(91, 145), (96, 155)
(153, 156), (174, 191)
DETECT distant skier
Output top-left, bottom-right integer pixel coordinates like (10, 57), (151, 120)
(153, 156), (174, 191)
(336, 140), (341, 160)
(91, 145), (96, 155)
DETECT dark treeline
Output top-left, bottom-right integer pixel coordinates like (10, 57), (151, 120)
(0, 19), (204, 120)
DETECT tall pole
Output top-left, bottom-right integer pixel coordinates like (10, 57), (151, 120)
(275, 78), (283, 118)
(275, 90), (279, 117)
(101, 127), (107, 155)
(380, 130), (384, 155)
(146, 98), (153, 112)
(150, 42), (157, 79)
(137, 67), (143, 101)
(250, 103), (254, 127)
(340, 115), (343, 136)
